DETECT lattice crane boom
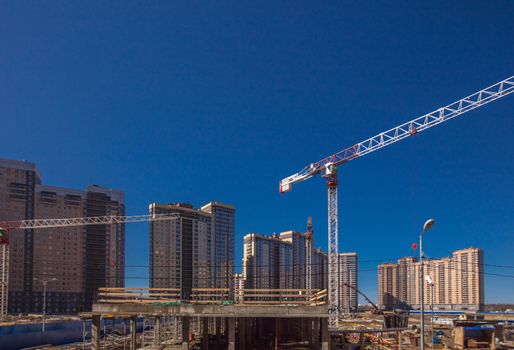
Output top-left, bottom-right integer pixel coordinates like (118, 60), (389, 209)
(0, 212), (179, 317)
(279, 76), (514, 329)
(280, 76), (514, 193)
(0, 213), (179, 231)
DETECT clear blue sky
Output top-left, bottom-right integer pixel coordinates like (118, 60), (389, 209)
(1, 2), (513, 303)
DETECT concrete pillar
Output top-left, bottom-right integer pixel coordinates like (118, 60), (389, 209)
(246, 318), (253, 348)
(228, 318), (235, 350)
(275, 318), (281, 350)
(154, 316), (161, 345)
(202, 317), (209, 350)
(313, 318), (320, 348)
(321, 318), (329, 350)
(112, 318), (116, 348)
(182, 316), (190, 350)
(239, 318), (245, 350)
(91, 315), (101, 350)
(215, 317), (221, 346)
(130, 316), (137, 350)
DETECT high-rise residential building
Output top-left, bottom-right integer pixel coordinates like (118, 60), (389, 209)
(312, 248), (328, 291)
(242, 233), (292, 290)
(149, 202), (234, 299)
(84, 185), (125, 308)
(0, 158), (125, 315)
(378, 263), (399, 309)
(397, 257), (417, 308)
(242, 220), (357, 313)
(378, 248), (484, 311)
(339, 252), (358, 312)
(279, 230), (307, 289)
(0, 159), (41, 315)
(450, 248), (484, 309)
(201, 202), (235, 290)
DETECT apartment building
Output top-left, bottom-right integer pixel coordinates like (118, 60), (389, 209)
(279, 230), (307, 289)
(378, 248), (484, 311)
(312, 248), (328, 291)
(397, 257), (417, 307)
(0, 158), (124, 314)
(201, 202), (235, 290)
(242, 233), (292, 290)
(378, 263), (399, 309)
(339, 252), (358, 312)
(149, 202), (235, 298)
(242, 220), (358, 311)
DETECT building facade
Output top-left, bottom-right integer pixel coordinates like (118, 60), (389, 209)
(279, 230), (307, 289)
(378, 263), (399, 309)
(0, 158), (124, 315)
(149, 202), (234, 299)
(378, 248), (484, 311)
(242, 220), (357, 312)
(242, 233), (292, 290)
(339, 252), (358, 312)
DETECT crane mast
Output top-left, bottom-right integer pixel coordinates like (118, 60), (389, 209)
(279, 76), (514, 329)
(306, 217), (313, 292)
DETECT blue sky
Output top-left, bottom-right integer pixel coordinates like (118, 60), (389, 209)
(1, 2), (513, 303)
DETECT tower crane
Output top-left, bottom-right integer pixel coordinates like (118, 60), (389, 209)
(0, 213), (179, 316)
(280, 76), (514, 328)
(305, 216), (313, 293)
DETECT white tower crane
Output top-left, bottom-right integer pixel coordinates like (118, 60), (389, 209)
(0, 213), (178, 317)
(280, 76), (514, 328)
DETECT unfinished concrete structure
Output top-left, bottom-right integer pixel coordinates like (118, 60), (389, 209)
(83, 287), (330, 350)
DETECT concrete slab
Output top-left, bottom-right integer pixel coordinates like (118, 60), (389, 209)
(90, 303), (329, 318)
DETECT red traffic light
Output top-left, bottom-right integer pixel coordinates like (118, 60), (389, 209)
(411, 243), (418, 250)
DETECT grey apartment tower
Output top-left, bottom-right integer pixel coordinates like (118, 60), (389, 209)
(149, 202), (235, 298)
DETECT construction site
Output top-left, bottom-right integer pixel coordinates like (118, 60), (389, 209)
(2, 287), (513, 350)
(0, 75), (512, 350)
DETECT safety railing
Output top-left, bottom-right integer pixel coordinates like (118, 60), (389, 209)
(239, 288), (327, 306)
(97, 287), (231, 305)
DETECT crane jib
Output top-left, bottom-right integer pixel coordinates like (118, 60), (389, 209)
(279, 76), (514, 192)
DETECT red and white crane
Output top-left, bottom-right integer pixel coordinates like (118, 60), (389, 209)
(280, 76), (514, 328)
(0, 213), (179, 316)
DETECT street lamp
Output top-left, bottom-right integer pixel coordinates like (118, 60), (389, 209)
(420, 219), (435, 350)
(33, 277), (57, 332)
(425, 274), (435, 349)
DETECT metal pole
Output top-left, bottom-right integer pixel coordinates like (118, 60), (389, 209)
(431, 285), (434, 349)
(42, 281), (47, 332)
(420, 234), (424, 350)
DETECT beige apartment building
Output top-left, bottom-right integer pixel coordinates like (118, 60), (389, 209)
(378, 248), (484, 311)
(242, 220), (357, 311)
(0, 158), (125, 315)
(378, 263), (399, 308)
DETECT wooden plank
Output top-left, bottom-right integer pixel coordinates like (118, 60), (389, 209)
(240, 301), (321, 305)
(242, 289), (320, 292)
(192, 288), (230, 292)
(99, 287), (180, 292)
(98, 292), (180, 297)
(241, 294), (309, 298)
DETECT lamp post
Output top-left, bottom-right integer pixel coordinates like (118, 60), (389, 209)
(425, 275), (435, 349)
(420, 219), (435, 350)
(33, 277), (57, 332)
